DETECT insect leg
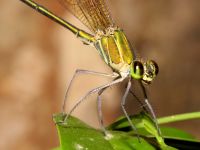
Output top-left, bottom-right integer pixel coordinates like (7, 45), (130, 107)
(97, 88), (107, 134)
(62, 69), (119, 113)
(129, 89), (149, 113)
(64, 77), (125, 122)
(139, 81), (162, 136)
(121, 78), (140, 141)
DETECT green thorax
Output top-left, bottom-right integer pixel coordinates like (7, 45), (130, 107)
(94, 28), (134, 74)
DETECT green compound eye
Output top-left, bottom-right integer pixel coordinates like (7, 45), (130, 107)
(130, 61), (144, 80)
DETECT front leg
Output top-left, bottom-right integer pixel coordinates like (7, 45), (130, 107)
(139, 81), (161, 136)
(129, 89), (149, 113)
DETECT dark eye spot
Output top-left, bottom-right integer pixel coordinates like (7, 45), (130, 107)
(133, 61), (144, 75)
(150, 60), (159, 75)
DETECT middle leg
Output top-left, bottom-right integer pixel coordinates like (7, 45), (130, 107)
(63, 77), (126, 122)
(121, 78), (140, 140)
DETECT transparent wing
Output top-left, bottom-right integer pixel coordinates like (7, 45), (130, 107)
(59, 0), (114, 33)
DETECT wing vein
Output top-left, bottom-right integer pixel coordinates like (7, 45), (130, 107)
(58, 0), (114, 32)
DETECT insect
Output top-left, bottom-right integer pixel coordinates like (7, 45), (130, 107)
(20, 0), (161, 136)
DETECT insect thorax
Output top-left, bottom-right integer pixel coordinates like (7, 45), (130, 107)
(94, 27), (134, 76)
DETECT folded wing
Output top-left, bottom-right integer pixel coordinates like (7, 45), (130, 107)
(59, 0), (114, 33)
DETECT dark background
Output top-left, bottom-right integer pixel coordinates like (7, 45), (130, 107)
(0, 0), (200, 149)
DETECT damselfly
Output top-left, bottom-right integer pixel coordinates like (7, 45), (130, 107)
(20, 0), (161, 136)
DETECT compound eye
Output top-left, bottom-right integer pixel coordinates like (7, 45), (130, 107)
(131, 61), (144, 80)
(148, 60), (159, 75)
(142, 60), (159, 84)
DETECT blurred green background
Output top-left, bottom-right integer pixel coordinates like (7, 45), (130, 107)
(0, 0), (199, 149)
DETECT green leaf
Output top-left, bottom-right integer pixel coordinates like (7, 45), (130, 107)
(160, 127), (195, 140)
(107, 112), (172, 149)
(160, 127), (200, 150)
(53, 113), (163, 150)
(53, 112), (200, 150)
(53, 113), (114, 150)
(107, 112), (200, 149)
(107, 132), (155, 150)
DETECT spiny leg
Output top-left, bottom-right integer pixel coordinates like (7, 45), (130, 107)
(121, 78), (140, 140)
(62, 69), (119, 113)
(139, 81), (161, 136)
(64, 77), (125, 122)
